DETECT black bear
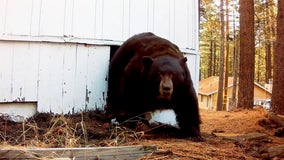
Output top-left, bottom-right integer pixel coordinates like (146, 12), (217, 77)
(106, 32), (201, 138)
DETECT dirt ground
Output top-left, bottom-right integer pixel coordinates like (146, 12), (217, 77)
(1, 107), (284, 159)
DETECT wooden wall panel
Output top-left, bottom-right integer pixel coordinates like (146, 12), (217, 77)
(0, 0), (199, 52)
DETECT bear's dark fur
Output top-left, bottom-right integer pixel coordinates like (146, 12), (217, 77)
(106, 32), (201, 138)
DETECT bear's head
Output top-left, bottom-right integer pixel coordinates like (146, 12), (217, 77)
(142, 55), (188, 101)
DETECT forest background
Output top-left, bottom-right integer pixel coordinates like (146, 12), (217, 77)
(199, 0), (284, 112)
(199, 0), (275, 85)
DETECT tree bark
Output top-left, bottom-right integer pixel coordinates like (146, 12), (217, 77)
(217, 0), (225, 111)
(209, 38), (213, 77)
(264, 0), (274, 84)
(237, 0), (255, 109)
(231, 37), (239, 110)
(271, 0), (284, 114)
(223, 0), (230, 111)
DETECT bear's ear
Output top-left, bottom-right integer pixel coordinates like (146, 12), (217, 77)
(180, 57), (187, 64)
(143, 56), (154, 66)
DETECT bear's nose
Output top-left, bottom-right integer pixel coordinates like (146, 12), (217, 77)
(163, 85), (171, 91)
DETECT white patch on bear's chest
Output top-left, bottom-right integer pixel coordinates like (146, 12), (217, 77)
(148, 109), (178, 126)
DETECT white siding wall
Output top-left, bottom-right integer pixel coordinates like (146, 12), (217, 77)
(0, 0), (199, 117)
(0, 0), (199, 51)
(0, 41), (110, 113)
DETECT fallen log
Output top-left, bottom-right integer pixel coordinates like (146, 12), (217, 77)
(267, 112), (284, 127)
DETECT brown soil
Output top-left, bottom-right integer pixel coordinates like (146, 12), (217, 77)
(1, 107), (284, 159)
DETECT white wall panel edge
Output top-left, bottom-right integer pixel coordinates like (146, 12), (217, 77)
(0, 35), (123, 46)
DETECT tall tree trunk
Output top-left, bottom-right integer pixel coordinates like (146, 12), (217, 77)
(230, 5), (239, 111)
(217, 0), (225, 111)
(265, 43), (272, 83)
(265, 0), (273, 84)
(231, 37), (239, 110)
(271, 0), (284, 114)
(223, 0), (230, 111)
(256, 39), (261, 83)
(213, 41), (217, 76)
(237, 0), (255, 109)
(209, 38), (213, 77)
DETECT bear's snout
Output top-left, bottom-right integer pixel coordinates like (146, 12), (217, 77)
(159, 74), (173, 99)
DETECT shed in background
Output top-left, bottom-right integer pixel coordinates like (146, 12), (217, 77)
(0, 0), (199, 123)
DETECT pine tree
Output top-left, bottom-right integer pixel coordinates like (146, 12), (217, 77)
(237, 0), (255, 109)
(271, 0), (284, 114)
(216, 0), (225, 111)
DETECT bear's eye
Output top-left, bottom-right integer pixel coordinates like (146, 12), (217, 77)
(157, 72), (163, 79)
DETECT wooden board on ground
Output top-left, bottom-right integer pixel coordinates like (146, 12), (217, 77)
(213, 132), (268, 142)
(0, 145), (157, 160)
